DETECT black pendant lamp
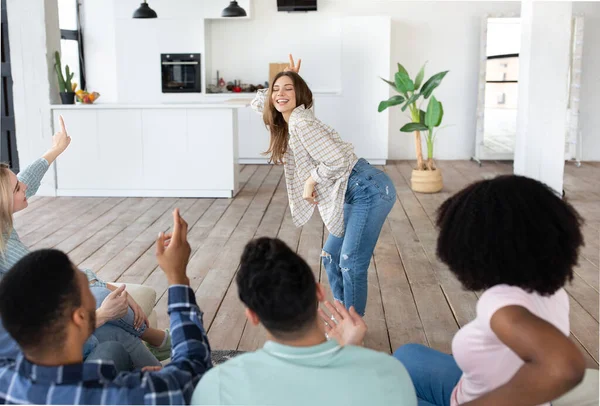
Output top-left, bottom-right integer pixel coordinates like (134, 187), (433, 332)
(133, 1), (157, 19)
(222, 1), (247, 17)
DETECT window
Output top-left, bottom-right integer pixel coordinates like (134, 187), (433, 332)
(58, 0), (85, 90)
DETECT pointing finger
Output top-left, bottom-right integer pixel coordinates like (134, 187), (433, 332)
(59, 115), (67, 134)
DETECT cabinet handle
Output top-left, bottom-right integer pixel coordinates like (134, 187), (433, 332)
(162, 62), (199, 65)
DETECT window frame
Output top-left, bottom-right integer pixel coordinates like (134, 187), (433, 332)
(59, 0), (86, 90)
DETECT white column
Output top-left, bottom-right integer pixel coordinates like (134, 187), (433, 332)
(514, 0), (572, 195)
(7, 0), (61, 195)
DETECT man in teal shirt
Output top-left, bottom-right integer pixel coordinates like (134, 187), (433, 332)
(192, 237), (416, 405)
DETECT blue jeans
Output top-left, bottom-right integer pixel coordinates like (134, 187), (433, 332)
(92, 324), (160, 369)
(321, 158), (396, 316)
(394, 344), (463, 406)
(91, 286), (148, 337)
(88, 287), (160, 369)
(83, 335), (99, 359)
(85, 341), (133, 372)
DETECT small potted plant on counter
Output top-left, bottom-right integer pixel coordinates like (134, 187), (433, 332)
(54, 51), (75, 104)
(378, 62), (448, 193)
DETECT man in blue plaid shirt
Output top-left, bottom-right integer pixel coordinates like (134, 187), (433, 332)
(0, 208), (212, 404)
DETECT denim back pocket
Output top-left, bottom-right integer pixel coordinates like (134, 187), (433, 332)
(366, 171), (396, 202)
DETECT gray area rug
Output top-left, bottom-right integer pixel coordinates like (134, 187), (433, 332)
(211, 350), (245, 365)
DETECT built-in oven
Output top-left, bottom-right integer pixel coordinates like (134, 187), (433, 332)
(161, 53), (201, 93)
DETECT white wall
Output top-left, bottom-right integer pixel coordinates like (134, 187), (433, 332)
(208, 13), (343, 92)
(514, 1), (572, 195)
(7, 0), (61, 195)
(80, 0), (119, 102)
(573, 2), (600, 161)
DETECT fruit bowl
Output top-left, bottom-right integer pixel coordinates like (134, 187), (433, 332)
(75, 90), (100, 104)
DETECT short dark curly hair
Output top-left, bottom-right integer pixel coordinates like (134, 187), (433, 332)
(236, 237), (317, 339)
(0, 249), (81, 352)
(436, 175), (584, 296)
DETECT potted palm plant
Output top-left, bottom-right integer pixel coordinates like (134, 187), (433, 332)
(378, 63), (448, 193)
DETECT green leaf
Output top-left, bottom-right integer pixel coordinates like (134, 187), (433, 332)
(379, 76), (397, 92)
(394, 71), (414, 94)
(436, 102), (444, 127)
(419, 109), (427, 124)
(378, 95), (406, 112)
(397, 63), (409, 76)
(425, 96), (444, 128)
(401, 93), (420, 112)
(414, 62), (427, 90)
(421, 71), (449, 99)
(400, 122), (428, 132)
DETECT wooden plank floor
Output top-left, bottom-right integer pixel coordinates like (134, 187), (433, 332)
(14, 161), (599, 367)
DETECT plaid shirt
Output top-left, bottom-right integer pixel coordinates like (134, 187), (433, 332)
(251, 90), (358, 237)
(0, 285), (212, 405)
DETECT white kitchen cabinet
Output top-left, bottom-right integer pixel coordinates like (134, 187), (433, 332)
(141, 109), (188, 190)
(51, 104), (242, 197)
(53, 109), (100, 189)
(96, 109), (145, 189)
(52, 109), (144, 190)
(238, 106), (270, 163)
(184, 108), (239, 191)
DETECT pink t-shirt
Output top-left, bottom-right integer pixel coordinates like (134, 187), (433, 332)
(451, 285), (570, 406)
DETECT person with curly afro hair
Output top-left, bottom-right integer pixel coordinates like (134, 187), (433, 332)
(393, 174), (587, 406)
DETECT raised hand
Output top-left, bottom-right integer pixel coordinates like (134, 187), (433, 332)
(318, 300), (367, 346)
(283, 54), (302, 74)
(43, 115), (72, 164)
(156, 208), (191, 286)
(52, 115), (72, 154)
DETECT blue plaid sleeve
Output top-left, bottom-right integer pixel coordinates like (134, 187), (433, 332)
(109, 285), (212, 404)
(16, 158), (50, 199)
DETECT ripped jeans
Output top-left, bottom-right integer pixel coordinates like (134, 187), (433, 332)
(321, 158), (396, 316)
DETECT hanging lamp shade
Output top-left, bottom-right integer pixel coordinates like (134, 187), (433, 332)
(133, 1), (157, 18)
(222, 1), (247, 17)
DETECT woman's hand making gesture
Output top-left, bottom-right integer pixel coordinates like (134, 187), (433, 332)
(283, 54), (301, 74)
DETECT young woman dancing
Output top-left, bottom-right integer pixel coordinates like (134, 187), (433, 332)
(251, 55), (396, 316)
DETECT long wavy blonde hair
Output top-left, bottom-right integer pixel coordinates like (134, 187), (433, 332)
(263, 71), (313, 164)
(0, 163), (14, 255)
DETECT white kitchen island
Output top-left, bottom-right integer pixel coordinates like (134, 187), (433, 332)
(50, 103), (246, 198)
